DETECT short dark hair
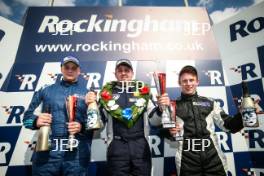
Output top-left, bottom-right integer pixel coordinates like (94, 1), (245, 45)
(178, 65), (198, 82)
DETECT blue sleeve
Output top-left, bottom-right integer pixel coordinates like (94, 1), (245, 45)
(76, 100), (87, 123)
(75, 100), (88, 133)
(74, 91), (90, 134)
(23, 88), (43, 130)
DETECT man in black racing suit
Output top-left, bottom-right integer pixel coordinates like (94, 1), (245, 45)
(168, 65), (244, 176)
(86, 59), (170, 176)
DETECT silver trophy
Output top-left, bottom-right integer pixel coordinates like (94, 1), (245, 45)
(66, 95), (78, 151)
(153, 72), (176, 128)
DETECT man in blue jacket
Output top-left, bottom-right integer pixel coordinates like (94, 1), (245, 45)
(23, 56), (93, 176)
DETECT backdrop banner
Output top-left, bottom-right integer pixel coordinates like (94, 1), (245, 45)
(1, 6), (263, 176)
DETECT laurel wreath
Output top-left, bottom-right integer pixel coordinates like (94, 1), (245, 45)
(99, 81), (150, 128)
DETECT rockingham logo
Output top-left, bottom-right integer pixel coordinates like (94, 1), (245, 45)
(48, 73), (60, 81)
(203, 70), (223, 85)
(83, 72), (101, 89)
(80, 73), (90, 80)
(16, 74), (37, 90)
(15, 74), (26, 82)
(1, 105), (25, 124)
(230, 63), (258, 80)
(252, 130), (264, 149)
(25, 140), (36, 151)
(230, 67), (241, 73)
(230, 17), (264, 42)
(37, 14), (211, 38)
(2, 106), (13, 115)
(241, 130), (250, 139)
(0, 142), (11, 164)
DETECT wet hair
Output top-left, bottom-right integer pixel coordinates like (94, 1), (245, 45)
(178, 65), (198, 83)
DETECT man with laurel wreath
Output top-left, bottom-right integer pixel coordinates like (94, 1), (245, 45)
(86, 59), (169, 176)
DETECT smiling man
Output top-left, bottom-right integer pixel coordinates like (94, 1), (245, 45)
(23, 56), (94, 176)
(168, 65), (244, 176)
(86, 59), (170, 176)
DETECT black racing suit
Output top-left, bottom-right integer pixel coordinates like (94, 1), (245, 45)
(99, 82), (162, 176)
(171, 92), (243, 176)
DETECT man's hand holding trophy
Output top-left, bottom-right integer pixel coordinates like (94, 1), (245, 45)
(66, 95), (80, 151)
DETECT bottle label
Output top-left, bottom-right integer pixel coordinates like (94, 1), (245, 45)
(242, 108), (258, 127)
(86, 109), (99, 129)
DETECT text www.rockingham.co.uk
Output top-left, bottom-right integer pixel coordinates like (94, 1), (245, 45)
(35, 40), (204, 53)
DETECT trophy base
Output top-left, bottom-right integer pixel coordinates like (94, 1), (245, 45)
(67, 135), (78, 151)
(162, 122), (176, 129)
(174, 136), (183, 141)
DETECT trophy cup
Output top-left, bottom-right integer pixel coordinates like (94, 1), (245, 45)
(66, 95), (78, 151)
(35, 105), (51, 151)
(86, 86), (103, 130)
(153, 72), (176, 128)
(170, 100), (183, 141)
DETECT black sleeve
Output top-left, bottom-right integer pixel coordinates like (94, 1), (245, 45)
(222, 112), (243, 133)
(212, 100), (244, 134)
(159, 128), (176, 141)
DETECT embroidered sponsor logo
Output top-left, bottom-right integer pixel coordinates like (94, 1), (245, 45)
(193, 101), (210, 107)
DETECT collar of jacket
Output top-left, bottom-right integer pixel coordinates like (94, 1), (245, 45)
(112, 81), (137, 92)
(181, 92), (198, 101)
(60, 79), (78, 87)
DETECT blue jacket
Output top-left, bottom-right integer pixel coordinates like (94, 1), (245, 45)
(23, 79), (93, 163)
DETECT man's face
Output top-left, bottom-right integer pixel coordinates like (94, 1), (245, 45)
(179, 73), (199, 95)
(115, 65), (134, 81)
(61, 62), (80, 82)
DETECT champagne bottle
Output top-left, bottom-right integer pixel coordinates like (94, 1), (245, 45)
(86, 86), (103, 130)
(36, 105), (51, 151)
(241, 81), (259, 127)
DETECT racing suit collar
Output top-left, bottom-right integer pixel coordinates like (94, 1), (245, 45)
(60, 79), (78, 87)
(113, 81), (136, 91)
(181, 92), (198, 101)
